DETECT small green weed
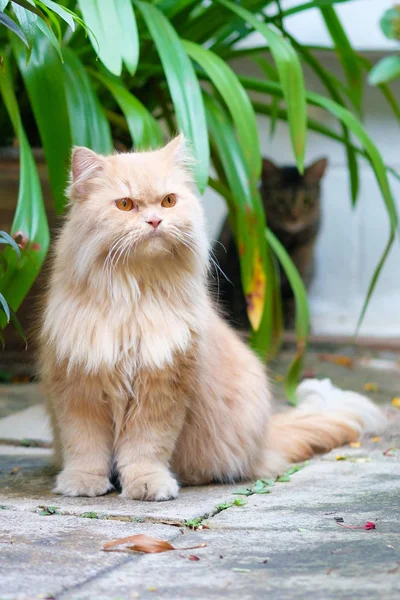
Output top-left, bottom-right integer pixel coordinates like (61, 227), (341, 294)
(38, 505), (60, 516)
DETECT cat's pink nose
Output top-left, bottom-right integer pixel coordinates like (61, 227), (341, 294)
(146, 217), (163, 229)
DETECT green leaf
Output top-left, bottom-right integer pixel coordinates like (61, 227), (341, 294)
(0, 293), (10, 322)
(0, 231), (21, 260)
(216, 0), (307, 174)
(182, 39), (260, 183)
(9, 307), (27, 346)
(360, 55), (400, 123)
(368, 55), (400, 86)
(90, 69), (163, 150)
(380, 7), (400, 41)
(37, 0), (75, 30)
(136, 1), (209, 192)
(12, 3), (36, 58)
(272, 0), (351, 20)
(11, 0), (45, 19)
(115, 0), (139, 75)
(63, 49), (112, 153)
(0, 51), (49, 322)
(13, 33), (70, 213)
(266, 229), (309, 406)
(204, 94), (269, 338)
(233, 498), (247, 506)
(320, 6), (363, 114)
(0, 11), (28, 45)
(78, 0), (122, 75)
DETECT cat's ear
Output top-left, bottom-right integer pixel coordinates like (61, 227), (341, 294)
(304, 158), (328, 184)
(163, 133), (194, 174)
(69, 147), (104, 199)
(262, 158), (279, 180)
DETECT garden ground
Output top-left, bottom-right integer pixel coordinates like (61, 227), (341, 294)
(0, 346), (399, 600)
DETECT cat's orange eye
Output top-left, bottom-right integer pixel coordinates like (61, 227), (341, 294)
(116, 198), (134, 211)
(161, 194), (176, 208)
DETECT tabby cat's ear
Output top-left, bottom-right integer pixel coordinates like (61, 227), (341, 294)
(262, 158), (279, 179)
(69, 147), (104, 199)
(304, 158), (328, 184)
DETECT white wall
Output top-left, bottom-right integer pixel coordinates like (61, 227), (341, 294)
(203, 47), (400, 338)
(241, 0), (399, 51)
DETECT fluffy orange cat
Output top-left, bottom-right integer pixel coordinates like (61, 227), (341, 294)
(39, 136), (385, 501)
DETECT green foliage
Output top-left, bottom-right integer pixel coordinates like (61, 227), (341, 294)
(369, 6), (400, 86)
(0, 1), (398, 401)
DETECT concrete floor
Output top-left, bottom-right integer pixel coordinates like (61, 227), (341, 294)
(0, 350), (399, 600)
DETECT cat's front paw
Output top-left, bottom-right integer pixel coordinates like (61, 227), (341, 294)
(54, 469), (113, 497)
(121, 469), (179, 502)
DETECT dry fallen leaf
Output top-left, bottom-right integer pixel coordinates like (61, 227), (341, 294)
(103, 534), (206, 554)
(349, 442), (361, 448)
(371, 436), (381, 443)
(392, 397), (400, 408)
(188, 555), (200, 561)
(364, 382), (379, 392)
(319, 354), (353, 368)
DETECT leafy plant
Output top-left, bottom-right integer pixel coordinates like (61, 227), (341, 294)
(0, 1), (399, 401)
(369, 5), (400, 85)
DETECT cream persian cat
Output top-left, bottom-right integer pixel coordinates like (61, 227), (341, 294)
(39, 136), (384, 501)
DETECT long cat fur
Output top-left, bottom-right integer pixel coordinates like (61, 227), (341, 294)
(39, 136), (384, 501)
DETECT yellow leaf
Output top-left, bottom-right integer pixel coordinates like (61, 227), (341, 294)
(245, 250), (266, 332)
(372, 436), (381, 443)
(392, 397), (400, 408)
(364, 382), (379, 392)
(336, 455), (347, 461)
(349, 442), (361, 448)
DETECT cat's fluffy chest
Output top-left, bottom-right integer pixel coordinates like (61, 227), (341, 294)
(45, 272), (206, 376)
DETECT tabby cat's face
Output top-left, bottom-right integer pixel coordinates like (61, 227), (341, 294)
(261, 158), (328, 233)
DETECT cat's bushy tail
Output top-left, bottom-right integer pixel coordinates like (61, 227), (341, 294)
(266, 379), (387, 468)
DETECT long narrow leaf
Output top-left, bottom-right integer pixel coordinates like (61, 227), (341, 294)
(242, 76), (398, 328)
(0, 51), (49, 324)
(13, 33), (71, 213)
(204, 94), (269, 338)
(182, 39), (261, 182)
(115, 0), (139, 75)
(78, 0), (122, 75)
(0, 11), (28, 45)
(216, 0), (307, 173)
(37, 0), (75, 30)
(320, 5), (363, 114)
(266, 229), (310, 405)
(136, 1), (209, 192)
(63, 49), (112, 153)
(90, 69), (164, 150)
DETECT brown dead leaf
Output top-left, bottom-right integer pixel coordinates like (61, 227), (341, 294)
(103, 534), (206, 554)
(188, 555), (200, 561)
(319, 354), (354, 368)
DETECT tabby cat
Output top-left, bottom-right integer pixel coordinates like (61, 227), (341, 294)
(215, 157), (328, 330)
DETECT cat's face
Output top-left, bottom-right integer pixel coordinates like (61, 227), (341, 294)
(261, 158), (328, 233)
(67, 136), (208, 275)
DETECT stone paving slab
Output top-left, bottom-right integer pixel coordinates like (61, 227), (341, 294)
(0, 352), (399, 600)
(0, 451), (247, 523)
(0, 509), (183, 600)
(0, 404), (51, 444)
(60, 528), (400, 600)
(0, 383), (43, 419)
